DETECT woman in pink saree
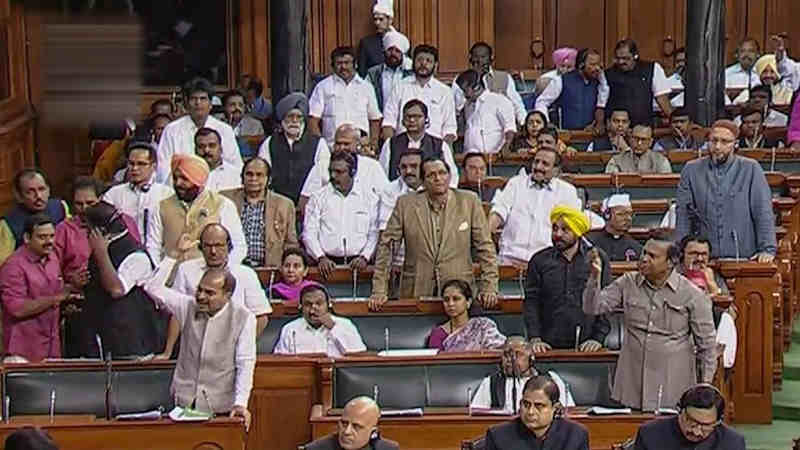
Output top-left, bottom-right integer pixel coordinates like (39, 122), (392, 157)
(427, 279), (506, 352)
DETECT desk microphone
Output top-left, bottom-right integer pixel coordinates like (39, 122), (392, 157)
(343, 238), (349, 267)
(384, 328), (390, 353)
(267, 270), (275, 303)
(732, 230), (740, 261)
(291, 330), (297, 355)
(351, 267), (358, 301)
(466, 386), (473, 416)
(517, 267), (525, 298)
(771, 147), (776, 172)
(49, 390), (55, 424)
(373, 384), (380, 406)
(4, 396), (9, 424)
(202, 389), (216, 416)
(95, 334), (104, 360)
(105, 351), (113, 420)
(477, 177), (483, 201)
(574, 326), (581, 351)
(511, 351), (519, 415)
(143, 208), (149, 247)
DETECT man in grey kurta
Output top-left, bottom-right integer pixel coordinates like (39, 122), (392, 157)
(583, 239), (717, 411)
(605, 125), (672, 174)
(675, 120), (776, 262)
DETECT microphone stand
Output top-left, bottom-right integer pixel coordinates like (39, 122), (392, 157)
(351, 267), (358, 301)
(105, 352), (113, 420)
(267, 270), (275, 303)
(343, 238), (348, 267)
(511, 353), (519, 415)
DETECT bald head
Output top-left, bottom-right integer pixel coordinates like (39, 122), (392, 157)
(199, 223), (231, 268)
(502, 335), (534, 376)
(338, 396), (381, 449)
(333, 124), (361, 154)
(335, 124), (361, 141)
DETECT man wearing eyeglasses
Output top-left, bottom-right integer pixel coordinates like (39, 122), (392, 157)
(586, 194), (642, 262)
(633, 384), (745, 449)
(676, 120), (776, 263)
(604, 125), (672, 174)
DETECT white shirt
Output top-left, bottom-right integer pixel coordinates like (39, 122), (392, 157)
(143, 258), (256, 408)
(463, 91), (517, 154)
(653, 72), (685, 110)
(156, 115), (244, 183)
(172, 258), (272, 317)
(648, 62), (673, 97)
(733, 109), (789, 128)
(205, 163), (243, 193)
(717, 311), (737, 369)
(303, 182), (380, 260)
(102, 178), (174, 241)
(300, 154), (389, 199)
(534, 71), (610, 116)
(491, 175), (581, 262)
(145, 194), (248, 264)
(452, 69), (528, 124)
(382, 76), (457, 139)
(377, 135), (459, 187)
(257, 135), (331, 168)
(273, 315), (366, 357)
(470, 371), (575, 411)
(381, 65), (409, 108)
(308, 74), (382, 143)
(115, 246), (153, 294)
(724, 63), (762, 89)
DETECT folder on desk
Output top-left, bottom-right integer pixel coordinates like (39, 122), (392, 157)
(380, 408), (423, 417)
(469, 407), (513, 416)
(377, 349), (439, 357)
(587, 406), (632, 415)
(116, 409), (163, 420)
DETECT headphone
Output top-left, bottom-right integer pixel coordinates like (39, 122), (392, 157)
(369, 429), (381, 443)
(677, 383), (726, 422)
(197, 224), (234, 252)
(666, 242), (681, 267)
(347, 152), (359, 177)
(297, 284), (334, 311)
(576, 48), (590, 70)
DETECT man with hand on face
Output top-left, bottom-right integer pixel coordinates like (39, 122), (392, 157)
(583, 239), (717, 411)
(143, 258), (256, 431)
(274, 284), (366, 357)
(146, 154), (247, 265)
(103, 142), (174, 244)
(305, 396), (399, 450)
(0, 169), (70, 266)
(369, 157), (498, 310)
(0, 214), (82, 361)
(456, 69), (517, 155)
(733, 84), (789, 128)
(79, 201), (163, 358)
(485, 376), (589, 450)
(160, 223), (272, 359)
(586, 194), (642, 262)
(535, 48), (609, 132)
(471, 336), (574, 413)
(605, 39), (673, 126)
(737, 105), (782, 148)
(194, 128), (242, 193)
(303, 151), (380, 279)
(309, 46), (382, 153)
(221, 157), (298, 268)
(586, 109), (631, 152)
(633, 384), (745, 450)
(157, 77), (242, 183)
(525, 205), (611, 353)
(676, 120), (776, 262)
(453, 42), (527, 125)
(382, 45), (457, 144)
(218, 89), (264, 137)
(605, 125), (672, 174)
(378, 99), (458, 187)
(300, 124), (389, 215)
(258, 93), (330, 204)
(654, 108), (703, 151)
(490, 129), (581, 267)
(366, 30), (412, 111)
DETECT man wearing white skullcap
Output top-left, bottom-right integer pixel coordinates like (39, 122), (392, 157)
(357, 0), (395, 78)
(586, 193), (643, 261)
(366, 30), (412, 111)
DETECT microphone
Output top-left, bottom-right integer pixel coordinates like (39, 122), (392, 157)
(574, 326), (582, 352)
(434, 268), (442, 297)
(477, 177), (483, 201)
(343, 238), (348, 267)
(267, 270), (275, 303)
(373, 384), (380, 406)
(771, 146), (776, 172)
(95, 334), (104, 360)
(202, 389), (216, 416)
(4, 396), (9, 424)
(351, 267), (358, 301)
(656, 384), (663, 415)
(466, 386), (473, 416)
(49, 390), (55, 424)
(511, 351), (519, 415)
(143, 208), (149, 247)
(384, 327), (390, 353)
(105, 351), (113, 420)
(732, 230), (740, 262)
(480, 128), (493, 176)
(291, 330), (297, 355)
(517, 267), (525, 298)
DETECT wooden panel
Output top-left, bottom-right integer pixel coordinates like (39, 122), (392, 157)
(553, 0), (606, 60)
(764, 0), (800, 57)
(493, 0), (535, 70)
(435, 0), (470, 74)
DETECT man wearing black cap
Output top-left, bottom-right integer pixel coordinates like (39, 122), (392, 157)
(257, 92), (330, 204)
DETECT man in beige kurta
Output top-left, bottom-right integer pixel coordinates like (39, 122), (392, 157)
(368, 157), (498, 310)
(583, 239), (717, 411)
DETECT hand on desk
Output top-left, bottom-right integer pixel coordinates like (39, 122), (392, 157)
(230, 405), (251, 432)
(318, 256), (336, 279)
(530, 338), (552, 353)
(349, 256), (368, 272)
(368, 294), (388, 311)
(579, 339), (603, 352)
(478, 291), (498, 309)
(751, 252), (774, 263)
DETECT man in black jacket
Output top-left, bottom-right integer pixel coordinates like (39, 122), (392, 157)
(305, 397), (398, 450)
(634, 384), (745, 450)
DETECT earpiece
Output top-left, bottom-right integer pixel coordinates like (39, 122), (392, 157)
(677, 383), (726, 422)
(197, 227), (234, 252)
(369, 429), (380, 442)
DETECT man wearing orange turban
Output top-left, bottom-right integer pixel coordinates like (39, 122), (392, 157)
(145, 153), (247, 266)
(524, 203), (611, 354)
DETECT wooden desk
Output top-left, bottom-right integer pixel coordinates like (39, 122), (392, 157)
(310, 404), (656, 450)
(0, 417), (245, 450)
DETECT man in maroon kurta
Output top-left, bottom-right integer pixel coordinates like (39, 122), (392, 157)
(0, 214), (80, 361)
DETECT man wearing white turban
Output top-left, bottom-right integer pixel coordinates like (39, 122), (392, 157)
(366, 30), (412, 111)
(357, 0), (395, 78)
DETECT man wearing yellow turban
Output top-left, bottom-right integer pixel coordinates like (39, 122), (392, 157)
(732, 53), (795, 106)
(145, 153), (248, 267)
(524, 204), (612, 354)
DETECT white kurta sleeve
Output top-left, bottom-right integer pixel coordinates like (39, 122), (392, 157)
(329, 318), (367, 354)
(116, 252), (154, 294)
(534, 76), (563, 116)
(651, 63), (672, 97)
(717, 312), (737, 368)
(141, 258), (191, 325)
(219, 198), (248, 264)
(221, 126), (244, 169)
(489, 178), (516, 222)
(441, 142), (459, 187)
(233, 312), (257, 407)
(257, 136), (273, 166)
(504, 73), (528, 125)
(156, 126), (176, 184)
(302, 191), (326, 260)
(597, 71), (610, 108)
(378, 139), (392, 176)
(145, 203), (164, 262)
(469, 377), (492, 409)
(241, 267), (271, 316)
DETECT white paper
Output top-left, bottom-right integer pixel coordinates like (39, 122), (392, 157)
(116, 409), (163, 420)
(587, 406), (632, 415)
(469, 407), (513, 416)
(377, 349), (439, 357)
(380, 408), (423, 417)
(655, 408), (679, 415)
(167, 406), (211, 422)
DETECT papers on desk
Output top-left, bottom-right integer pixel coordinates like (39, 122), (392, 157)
(469, 407), (513, 416)
(380, 408), (423, 417)
(116, 409), (163, 420)
(655, 408), (679, 415)
(168, 406), (212, 422)
(378, 349), (439, 357)
(587, 406), (632, 415)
